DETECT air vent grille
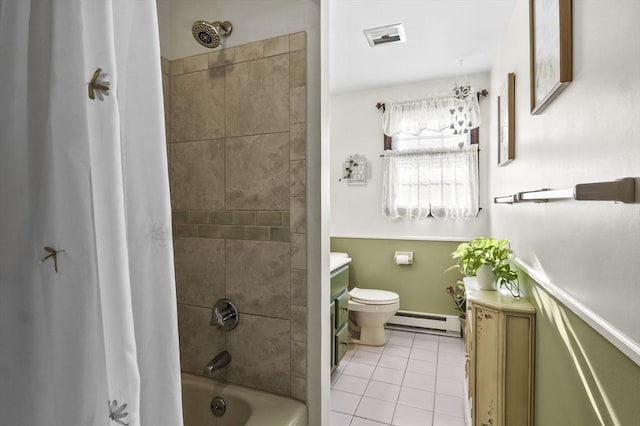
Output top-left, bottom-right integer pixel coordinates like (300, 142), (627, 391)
(363, 23), (406, 47)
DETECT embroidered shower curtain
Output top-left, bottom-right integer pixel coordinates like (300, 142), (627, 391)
(0, 1), (182, 425)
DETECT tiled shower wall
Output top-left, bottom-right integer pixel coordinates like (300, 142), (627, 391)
(160, 32), (307, 401)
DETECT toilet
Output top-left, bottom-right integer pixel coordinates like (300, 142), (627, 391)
(348, 287), (400, 346)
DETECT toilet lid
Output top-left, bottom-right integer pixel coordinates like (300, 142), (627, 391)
(349, 287), (399, 305)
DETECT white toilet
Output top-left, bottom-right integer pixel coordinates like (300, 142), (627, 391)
(348, 287), (400, 346)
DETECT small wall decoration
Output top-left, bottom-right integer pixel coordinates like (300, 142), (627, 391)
(529, 0), (572, 114)
(498, 73), (515, 166)
(341, 154), (369, 185)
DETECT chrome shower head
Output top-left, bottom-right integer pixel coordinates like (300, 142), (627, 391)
(192, 20), (233, 49)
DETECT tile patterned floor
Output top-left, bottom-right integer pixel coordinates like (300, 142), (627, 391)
(331, 329), (467, 426)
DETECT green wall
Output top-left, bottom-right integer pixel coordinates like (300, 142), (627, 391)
(518, 270), (640, 425)
(332, 237), (640, 423)
(330, 237), (462, 315)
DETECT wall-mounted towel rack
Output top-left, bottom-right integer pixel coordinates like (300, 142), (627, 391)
(494, 177), (640, 204)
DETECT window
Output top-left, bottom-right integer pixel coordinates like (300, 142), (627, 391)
(381, 129), (480, 220)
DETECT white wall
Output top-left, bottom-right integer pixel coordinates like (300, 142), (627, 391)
(330, 74), (491, 240)
(489, 0), (640, 354)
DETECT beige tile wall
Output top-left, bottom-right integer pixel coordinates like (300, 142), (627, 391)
(161, 32), (307, 401)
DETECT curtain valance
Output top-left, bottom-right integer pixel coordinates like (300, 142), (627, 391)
(382, 90), (481, 136)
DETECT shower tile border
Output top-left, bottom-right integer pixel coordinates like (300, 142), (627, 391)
(172, 209), (291, 242)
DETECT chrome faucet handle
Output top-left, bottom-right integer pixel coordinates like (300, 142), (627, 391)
(211, 299), (239, 330)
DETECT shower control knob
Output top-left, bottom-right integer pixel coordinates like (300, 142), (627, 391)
(211, 299), (239, 331)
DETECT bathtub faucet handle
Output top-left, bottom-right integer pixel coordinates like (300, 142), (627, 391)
(211, 299), (239, 330)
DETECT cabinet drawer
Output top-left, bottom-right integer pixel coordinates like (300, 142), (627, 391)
(330, 301), (336, 370)
(330, 265), (349, 300)
(335, 290), (349, 329)
(335, 323), (349, 365)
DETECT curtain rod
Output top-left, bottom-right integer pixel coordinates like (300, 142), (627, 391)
(376, 89), (489, 112)
(494, 177), (640, 204)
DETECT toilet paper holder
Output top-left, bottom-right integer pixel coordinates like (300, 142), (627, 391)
(394, 251), (413, 265)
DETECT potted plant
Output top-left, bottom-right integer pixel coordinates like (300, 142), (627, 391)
(446, 279), (467, 339)
(448, 237), (520, 297)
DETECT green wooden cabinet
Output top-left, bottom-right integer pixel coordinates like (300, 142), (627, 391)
(330, 265), (350, 372)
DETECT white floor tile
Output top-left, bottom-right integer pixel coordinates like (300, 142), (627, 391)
(388, 335), (414, 348)
(436, 363), (464, 381)
(344, 361), (376, 379)
(352, 350), (382, 366)
(383, 344), (411, 358)
(336, 359), (349, 376)
(331, 410), (354, 426)
(434, 394), (465, 418)
(406, 359), (437, 376)
(438, 338), (464, 354)
(435, 377), (464, 398)
(347, 330), (468, 426)
(391, 330), (418, 338)
(357, 344), (386, 354)
(392, 404), (433, 426)
(402, 371), (436, 392)
(351, 416), (391, 426)
(409, 348), (438, 363)
(355, 396), (396, 424)
(378, 354), (409, 371)
(364, 380), (401, 403)
(331, 371), (343, 387)
(437, 352), (465, 366)
(344, 345), (357, 361)
(397, 386), (435, 410)
(432, 412), (466, 426)
(413, 333), (439, 342)
(372, 366), (405, 386)
(412, 338), (438, 351)
(333, 374), (370, 395)
(331, 389), (363, 415)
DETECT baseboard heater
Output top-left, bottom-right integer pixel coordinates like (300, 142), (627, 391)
(386, 310), (461, 337)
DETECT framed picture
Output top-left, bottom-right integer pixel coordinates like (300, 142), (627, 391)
(498, 73), (515, 166)
(529, 0), (572, 114)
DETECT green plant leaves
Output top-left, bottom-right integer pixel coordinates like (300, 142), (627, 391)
(449, 237), (520, 297)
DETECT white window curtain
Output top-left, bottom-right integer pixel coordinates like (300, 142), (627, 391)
(382, 92), (481, 136)
(382, 145), (479, 220)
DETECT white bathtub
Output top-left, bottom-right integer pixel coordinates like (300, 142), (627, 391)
(181, 372), (307, 426)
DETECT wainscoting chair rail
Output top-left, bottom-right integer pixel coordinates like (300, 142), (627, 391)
(494, 177), (640, 204)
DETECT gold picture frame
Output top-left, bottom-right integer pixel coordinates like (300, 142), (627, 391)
(498, 73), (515, 166)
(529, 0), (572, 114)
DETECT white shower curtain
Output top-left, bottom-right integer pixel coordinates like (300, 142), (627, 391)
(0, 1), (183, 425)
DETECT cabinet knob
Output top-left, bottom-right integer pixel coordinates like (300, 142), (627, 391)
(340, 341), (348, 346)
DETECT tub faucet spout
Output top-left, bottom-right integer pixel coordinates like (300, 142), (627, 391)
(204, 350), (231, 375)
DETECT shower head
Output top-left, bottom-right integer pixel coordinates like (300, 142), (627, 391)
(192, 20), (233, 49)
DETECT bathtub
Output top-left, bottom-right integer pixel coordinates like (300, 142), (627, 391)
(181, 372), (307, 426)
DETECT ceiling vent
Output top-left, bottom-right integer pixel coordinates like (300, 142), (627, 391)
(363, 23), (406, 47)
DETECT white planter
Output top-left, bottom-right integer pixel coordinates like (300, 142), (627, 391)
(462, 276), (478, 290)
(476, 265), (497, 290)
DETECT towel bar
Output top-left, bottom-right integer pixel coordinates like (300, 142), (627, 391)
(494, 177), (640, 204)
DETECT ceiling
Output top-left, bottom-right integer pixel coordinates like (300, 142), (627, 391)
(329, 0), (517, 94)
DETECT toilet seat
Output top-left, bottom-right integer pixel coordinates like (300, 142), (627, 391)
(349, 287), (399, 305)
